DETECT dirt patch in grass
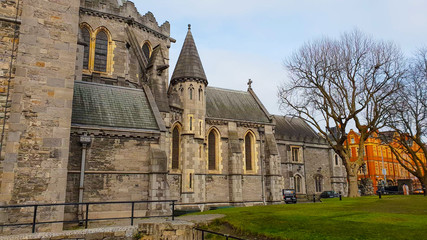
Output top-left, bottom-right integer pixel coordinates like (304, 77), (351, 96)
(199, 219), (283, 240)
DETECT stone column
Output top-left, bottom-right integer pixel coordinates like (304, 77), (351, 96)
(227, 122), (243, 204)
(148, 142), (169, 216)
(0, 0), (80, 233)
(264, 126), (283, 203)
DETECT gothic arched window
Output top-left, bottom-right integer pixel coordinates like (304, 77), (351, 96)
(142, 42), (151, 60)
(189, 85), (194, 100)
(81, 27), (91, 70)
(245, 132), (254, 171)
(94, 31), (108, 72)
(315, 175), (323, 192)
(295, 175), (302, 193)
(199, 87), (203, 101)
(172, 125), (180, 169)
(208, 130), (218, 170)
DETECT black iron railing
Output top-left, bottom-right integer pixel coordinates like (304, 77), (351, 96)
(0, 200), (177, 233)
(195, 228), (246, 240)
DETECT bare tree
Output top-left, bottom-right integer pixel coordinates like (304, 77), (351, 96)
(279, 30), (405, 197)
(387, 48), (427, 196)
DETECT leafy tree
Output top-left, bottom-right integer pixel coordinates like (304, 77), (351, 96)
(279, 30), (405, 197)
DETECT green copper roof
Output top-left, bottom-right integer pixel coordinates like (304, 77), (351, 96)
(71, 81), (159, 130)
(206, 87), (270, 123)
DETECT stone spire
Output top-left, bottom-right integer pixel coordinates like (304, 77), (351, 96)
(170, 24), (207, 86)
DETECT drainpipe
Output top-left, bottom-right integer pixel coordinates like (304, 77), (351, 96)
(78, 133), (91, 220)
(259, 127), (266, 205)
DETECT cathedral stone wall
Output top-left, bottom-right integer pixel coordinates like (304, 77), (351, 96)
(241, 175), (263, 202)
(64, 134), (163, 222)
(304, 146), (332, 195)
(0, 0), (80, 233)
(0, 0), (21, 191)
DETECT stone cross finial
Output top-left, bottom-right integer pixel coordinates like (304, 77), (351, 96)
(247, 79), (253, 89)
(188, 24), (191, 30)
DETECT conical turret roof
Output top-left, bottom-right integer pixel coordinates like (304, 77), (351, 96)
(171, 25), (207, 85)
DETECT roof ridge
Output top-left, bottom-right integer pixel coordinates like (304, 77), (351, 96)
(75, 81), (143, 92)
(206, 86), (248, 94)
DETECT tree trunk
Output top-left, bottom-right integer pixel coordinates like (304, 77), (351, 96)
(423, 175), (427, 197)
(347, 174), (359, 197)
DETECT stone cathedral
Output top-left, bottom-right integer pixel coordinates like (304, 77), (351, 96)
(0, 0), (346, 231)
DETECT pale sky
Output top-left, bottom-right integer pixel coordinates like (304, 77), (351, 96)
(134, 0), (427, 116)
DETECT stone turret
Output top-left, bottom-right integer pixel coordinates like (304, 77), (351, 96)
(169, 25), (207, 203)
(170, 24), (207, 137)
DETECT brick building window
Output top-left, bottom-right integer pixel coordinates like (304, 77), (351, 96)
(172, 125), (180, 169)
(94, 31), (108, 72)
(334, 154), (339, 166)
(245, 132), (255, 171)
(375, 162), (379, 175)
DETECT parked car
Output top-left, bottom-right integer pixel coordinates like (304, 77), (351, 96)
(413, 189), (424, 194)
(384, 186), (399, 195)
(282, 189), (297, 204)
(320, 191), (339, 199)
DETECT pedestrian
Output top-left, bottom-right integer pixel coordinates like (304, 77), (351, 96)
(403, 184), (409, 195)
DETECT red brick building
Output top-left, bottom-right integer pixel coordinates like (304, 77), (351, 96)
(347, 130), (419, 192)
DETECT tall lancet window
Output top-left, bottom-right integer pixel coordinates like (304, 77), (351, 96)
(94, 31), (108, 72)
(245, 132), (255, 171)
(172, 126), (180, 169)
(81, 27), (91, 70)
(208, 130), (218, 170)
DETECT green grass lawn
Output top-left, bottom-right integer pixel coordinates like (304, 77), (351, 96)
(197, 195), (427, 240)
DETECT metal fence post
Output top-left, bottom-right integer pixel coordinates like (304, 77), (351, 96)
(131, 202), (135, 226)
(201, 229), (204, 240)
(85, 203), (89, 229)
(32, 205), (38, 233)
(171, 201), (175, 221)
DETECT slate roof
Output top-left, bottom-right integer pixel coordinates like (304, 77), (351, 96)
(273, 115), (326, 144)
(71, 81), (159, 130)
(170, 25), (207, 85)
(379, 131), (395, 143)
(206, 87), (270, 123)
